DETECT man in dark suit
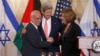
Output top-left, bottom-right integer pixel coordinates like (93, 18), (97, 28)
(38, 3), (62, 56)
(22, 10), (54, 56)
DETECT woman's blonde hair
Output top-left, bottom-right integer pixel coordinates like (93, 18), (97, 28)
(61, 8), (76, 23)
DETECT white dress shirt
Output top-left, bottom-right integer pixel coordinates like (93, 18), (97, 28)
(42, 16), (51, 37)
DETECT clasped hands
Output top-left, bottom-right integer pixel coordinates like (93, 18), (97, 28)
(46, 37), (54, 44)
(21, 28), (54, 43)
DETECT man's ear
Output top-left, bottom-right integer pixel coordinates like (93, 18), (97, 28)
(41, 11), (44, 14)
(41, 9), (44, 14)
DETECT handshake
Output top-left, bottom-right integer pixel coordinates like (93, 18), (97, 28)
(46, 37), (54, 44)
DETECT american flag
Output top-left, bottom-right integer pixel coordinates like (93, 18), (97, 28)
(54, 0), (71, 56)
(54, 0), (71, 19)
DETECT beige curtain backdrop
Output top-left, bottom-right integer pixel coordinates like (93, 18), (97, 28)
(3, 0), (100, 56)
(3, 0), (99, 56)
(2, 1), (87, 56)
(0, 0), (88, 56)
(8, 0), (28, 24)
(8, 0), (89, 23)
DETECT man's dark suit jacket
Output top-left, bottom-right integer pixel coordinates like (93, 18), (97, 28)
(22, 23), (51, 56)
(61, 21), (81, 56)
(38, 16), (62, 52)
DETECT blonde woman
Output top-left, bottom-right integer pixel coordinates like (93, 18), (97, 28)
(61, 8), (81, 56)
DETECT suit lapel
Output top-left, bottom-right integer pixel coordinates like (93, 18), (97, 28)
(50, 16), (58, 37)
(49, 17), (53, 36)
(62, 23), (72, 41)
(38, 22), (46, 40)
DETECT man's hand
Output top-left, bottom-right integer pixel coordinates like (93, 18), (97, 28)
(21, 28), (26, 34)
(46, 37), (54, 43)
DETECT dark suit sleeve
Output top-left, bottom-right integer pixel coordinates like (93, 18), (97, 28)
(23, 25), (51, 49)
(74, 25), (81, 37)
(50, 17), (62, 45)
(73, 24), (81, 48)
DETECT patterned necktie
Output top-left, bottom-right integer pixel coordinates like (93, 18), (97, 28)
(44, 20), (48, 38)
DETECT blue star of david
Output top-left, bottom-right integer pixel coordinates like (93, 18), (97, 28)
(91, 28), (100, 36)
(0, 24), (10, 46)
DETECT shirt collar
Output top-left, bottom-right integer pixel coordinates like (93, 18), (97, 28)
(30, 21), (38, 29)
(42, 16), (51, 21)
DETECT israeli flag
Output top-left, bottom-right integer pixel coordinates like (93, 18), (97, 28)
(0, 0), (19, 56)
(80, 0), (100, 37)
(79, 0), (100, 56)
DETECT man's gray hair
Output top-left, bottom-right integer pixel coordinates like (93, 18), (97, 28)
(41, 3), (52, 12)
(30, 10), (40, 18)
(30, 10), (41, 19)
